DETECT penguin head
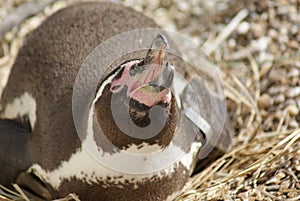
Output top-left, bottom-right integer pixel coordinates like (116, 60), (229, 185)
(110, 34), (174, 127)
(94, 34), (178, 150)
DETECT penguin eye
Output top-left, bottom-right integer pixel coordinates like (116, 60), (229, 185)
(129, 64), (138, 76)
(112, 85), (121, 91)
(129, 60), (145, 76)
(138, 60), (145, 67)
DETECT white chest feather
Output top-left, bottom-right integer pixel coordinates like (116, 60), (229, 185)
(28, 141), (201, 190)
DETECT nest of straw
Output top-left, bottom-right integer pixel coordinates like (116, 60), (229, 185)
(0, 0), (299, 200)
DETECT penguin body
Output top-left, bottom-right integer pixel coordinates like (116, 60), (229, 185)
(0, 2), (209, 200)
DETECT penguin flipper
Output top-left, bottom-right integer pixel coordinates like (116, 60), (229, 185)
(15, 172), (53, 201)
(0, 119), (54, 200)
(0, 119), (32, 187)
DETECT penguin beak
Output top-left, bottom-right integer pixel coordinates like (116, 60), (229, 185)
(143, 34), (174, 89)
(129, 34), (174, 107)
(110, 34), (174, 107)
(138, 34), (173, 89)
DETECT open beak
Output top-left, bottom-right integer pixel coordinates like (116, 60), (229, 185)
(146, 34), (169, 65)
(129, 34), (174, 107)
(110, 34), (174, 107)
(140, 34), (173, 87)
(130, 34), (174, 91)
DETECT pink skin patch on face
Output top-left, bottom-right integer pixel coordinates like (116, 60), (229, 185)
(130, 85), (172, 107)
(109, 49), (172, 107)
(140, 50), (164, 85)
(110, 60), (141, 94)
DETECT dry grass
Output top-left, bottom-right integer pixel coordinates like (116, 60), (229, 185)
(0, 0), (299, 200)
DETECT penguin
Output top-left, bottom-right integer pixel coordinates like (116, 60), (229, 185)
(0, 2), (231, 201)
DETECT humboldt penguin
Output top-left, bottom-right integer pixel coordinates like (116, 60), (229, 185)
(0, 2), (231, 201)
